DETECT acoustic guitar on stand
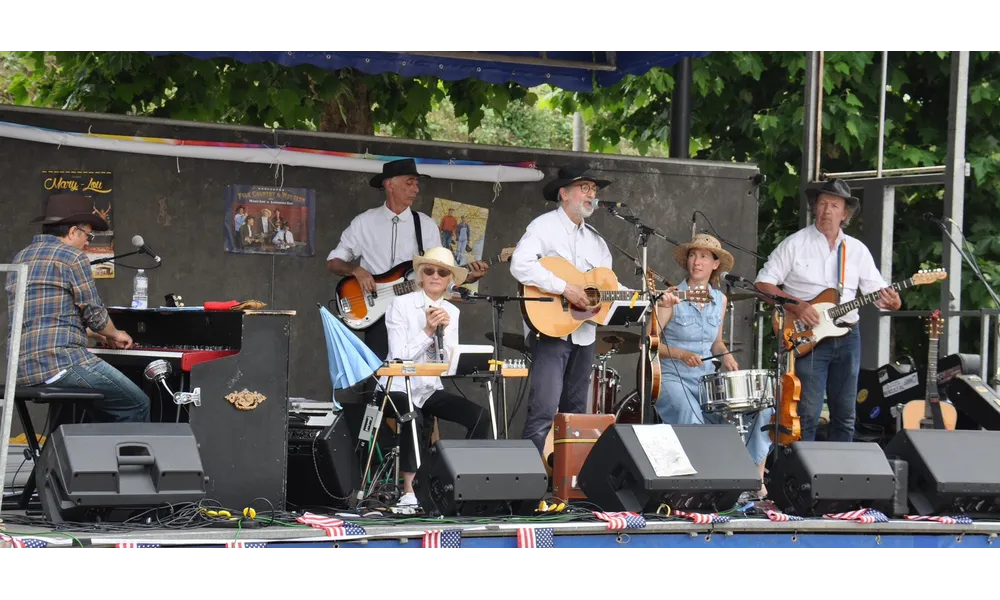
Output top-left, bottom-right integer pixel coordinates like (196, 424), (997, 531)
(901, 310), (958, 430)
(772, 269), (947, 358)
(520, 256), (711, 339)
(334, 247), (515, 330)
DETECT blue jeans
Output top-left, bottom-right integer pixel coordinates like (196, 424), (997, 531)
(49, 360), (150, 423)
(795, 327), (861, 442)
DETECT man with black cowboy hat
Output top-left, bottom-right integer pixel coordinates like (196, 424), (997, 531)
(327, 158), (489, 363)
(511, 165), (617, 454)
(755, 178), (901, 442)
(5, 193), (149, 423)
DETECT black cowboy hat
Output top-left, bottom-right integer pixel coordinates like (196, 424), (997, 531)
(31, 193), (109, 231)
(369, 158), (432, 190)
(542, 166), (612, 202)
(806, 178), (860, 209)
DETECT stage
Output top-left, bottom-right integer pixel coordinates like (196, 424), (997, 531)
(2, 507), (999, 548)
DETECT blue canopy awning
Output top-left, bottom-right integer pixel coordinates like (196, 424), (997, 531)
(147, 51), (710, 92)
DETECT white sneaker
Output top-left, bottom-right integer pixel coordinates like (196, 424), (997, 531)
(397, 492), (419, 506)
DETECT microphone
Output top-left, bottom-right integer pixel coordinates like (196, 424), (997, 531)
(718, 271), (751, 285)
(691, 212), (697, 239)
(132, 235), (161, 263)
(924, 212), (951, 226)
(595, 199), (626, 208)
(450, 284), (475, 299)
(435, 323), (445, 362)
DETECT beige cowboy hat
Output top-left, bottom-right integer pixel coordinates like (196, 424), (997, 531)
(412, 246), (468, 286)
(674, 233), (734, 273)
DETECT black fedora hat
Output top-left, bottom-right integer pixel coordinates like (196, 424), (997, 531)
(369, 158), (431, 190)
(542, 166), (612, 202)
(31, 193), (109, 231)
(806, 178), (860, 209)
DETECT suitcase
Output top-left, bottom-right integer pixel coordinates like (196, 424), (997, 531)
(552, 413), (616, 501)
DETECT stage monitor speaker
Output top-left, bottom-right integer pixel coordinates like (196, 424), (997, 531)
(37, 423), (207, 523)
(766, 441), (896, 516)
(412, 440), (548, 517)
(576, 424), (760, 513)
(942, 374), (1000, 431)
(884, 429), (1000, 516)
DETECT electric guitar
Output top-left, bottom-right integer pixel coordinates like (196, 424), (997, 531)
(519, 257), (711, 339)
(334, 247), (515, 330)
(773, 269), (947, 357)
(901, 310), (958, 430)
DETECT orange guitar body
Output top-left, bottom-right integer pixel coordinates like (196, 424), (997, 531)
(771, 332), (802, 446)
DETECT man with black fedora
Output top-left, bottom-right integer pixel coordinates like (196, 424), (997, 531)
(510, 165), (618, 454)
(755, 178), (901, 443)
(327, 158), (489, 365)
(5, 193), (149, 422)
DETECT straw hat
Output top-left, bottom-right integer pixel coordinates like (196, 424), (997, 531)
(412, 246), (468, 286)
(673, 233), (734, 273)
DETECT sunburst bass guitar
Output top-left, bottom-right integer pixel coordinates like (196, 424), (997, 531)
(335, 247), (515, 330)
(773, 269), (947, 357)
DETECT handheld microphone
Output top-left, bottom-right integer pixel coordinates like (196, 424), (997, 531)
(132, 235), (161, 263)
(595, 199), (627, 208)
(435, 323), (445, 362)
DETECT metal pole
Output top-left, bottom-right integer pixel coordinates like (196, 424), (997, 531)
(572, 113), (585, 152)
(979, 311), (990, 382)
(800, 51), (821, 229)
(670, 57), (692, 159)
(942, 51), (970, 356)
(0, 264), (29, 516)
(877, 51), (888, 177)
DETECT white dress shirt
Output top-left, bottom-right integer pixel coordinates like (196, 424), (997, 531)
(755, 224), (888, 324)
(381, 290), (459, 408)
(327, 203), (441, 275)
(510, 206), (614, 346)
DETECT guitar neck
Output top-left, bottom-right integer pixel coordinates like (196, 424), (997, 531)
(600, 290), (644, 302)
(390, 250), (511, 297)
(828, 278), (913, 320)
(925, 338), (940, 413)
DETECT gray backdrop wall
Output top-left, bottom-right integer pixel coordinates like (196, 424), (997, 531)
(0, 106), (760, 439)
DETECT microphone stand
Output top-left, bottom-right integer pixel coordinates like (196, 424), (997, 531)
(602, 206), (683, 424)
(90, 249), (144, 265)
(459, 289), (552, 438)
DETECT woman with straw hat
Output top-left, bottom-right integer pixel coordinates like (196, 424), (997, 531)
(381, 246), (490, 508)
(655, 233), (772, 497)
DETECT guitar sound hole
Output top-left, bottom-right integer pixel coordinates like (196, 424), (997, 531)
(585, 288), (601, 307)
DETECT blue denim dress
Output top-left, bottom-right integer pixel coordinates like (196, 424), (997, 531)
(654, 281), (773, 465)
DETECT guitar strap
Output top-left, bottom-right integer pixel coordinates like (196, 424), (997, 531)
(836, 240), (846, 298)
(413, 211), (425, 256)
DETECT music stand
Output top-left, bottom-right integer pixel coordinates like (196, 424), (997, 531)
(601, 300), (651, 327)
(444, 344), (500, 439)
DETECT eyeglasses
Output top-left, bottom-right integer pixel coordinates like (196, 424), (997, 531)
(422, 267), (451, 278)
(576, 183), (600, 195)
(75, 228), (96, 242)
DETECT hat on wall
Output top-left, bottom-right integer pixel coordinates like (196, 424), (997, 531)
(369, 158), (432, 190)
(542, 166), (612, 202)
(412, 246), (468, 286)
(31, 193), (109, 231)
(673, 233), (734, 273)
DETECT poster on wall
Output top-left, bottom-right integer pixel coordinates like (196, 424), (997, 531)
(430, 197), (490, 292)
(41, 170), (115, 279)
(224, 185), (315, 257)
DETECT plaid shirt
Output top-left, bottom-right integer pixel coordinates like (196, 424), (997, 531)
(5, 235), (109, 385)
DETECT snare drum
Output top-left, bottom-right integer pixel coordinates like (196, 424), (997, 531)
(699, 369), (775, 415)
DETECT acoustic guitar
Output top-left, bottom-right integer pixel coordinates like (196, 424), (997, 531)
(334, 247), (514, 330)
(902, 310), (958, 430)
(772, 269), (947, 358)
(520, 256), (711, 339)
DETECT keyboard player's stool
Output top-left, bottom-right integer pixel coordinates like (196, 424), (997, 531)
(3, 386), (105, 508)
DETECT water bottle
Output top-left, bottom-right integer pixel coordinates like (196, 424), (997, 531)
(132, 269), (148, 309)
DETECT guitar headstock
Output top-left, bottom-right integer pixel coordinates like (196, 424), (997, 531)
(926, 309), (945, 341)
(498, 247), (515, 263)
(912, 268), (948, 285)
(684, 285), (712, 304)
(645, 270), (658, 293)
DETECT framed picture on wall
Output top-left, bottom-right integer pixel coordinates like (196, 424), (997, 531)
(224, 185), (315, 257)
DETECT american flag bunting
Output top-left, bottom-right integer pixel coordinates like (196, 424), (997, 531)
(674, 510), (731, 524)
(592, 511), (647, 530)
(322, 523), (367, 538)
(823, 508), (889, 524)
(765, 510), (804, 522)
(517, 527), (554, 548)
(1, 534), (48, 548)
(422, 529), (462, 548)
(226, 541), (268, 548)
(904, 515), (974, 525)
(115, 542), (161, 548)
(296, 512), (344, 528)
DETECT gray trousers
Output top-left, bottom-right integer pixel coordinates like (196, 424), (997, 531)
(521, 335), (596, 453)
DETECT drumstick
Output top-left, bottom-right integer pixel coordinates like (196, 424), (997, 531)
(700, 348), (743, 361)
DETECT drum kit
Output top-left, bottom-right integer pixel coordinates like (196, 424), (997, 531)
(486, 288), (776, 443)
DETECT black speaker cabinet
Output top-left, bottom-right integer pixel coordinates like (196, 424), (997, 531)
(767, 441), (896, 516)
(885, 429), (1000, 516)
(412, 440), (548, 517)
(286, 412), (360, 508)
(577, 424), (760, 513)
(37, 423), (207, 522)
(943, 374), (1000, 431)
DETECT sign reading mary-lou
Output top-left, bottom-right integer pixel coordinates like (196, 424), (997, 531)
(225, 185), (315, 257)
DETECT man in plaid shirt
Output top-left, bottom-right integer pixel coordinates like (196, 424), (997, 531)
(5, 194), (149, 422)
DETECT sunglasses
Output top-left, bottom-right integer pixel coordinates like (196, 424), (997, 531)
(76, 228), (96, 242)
(422, 267), (451, 278)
